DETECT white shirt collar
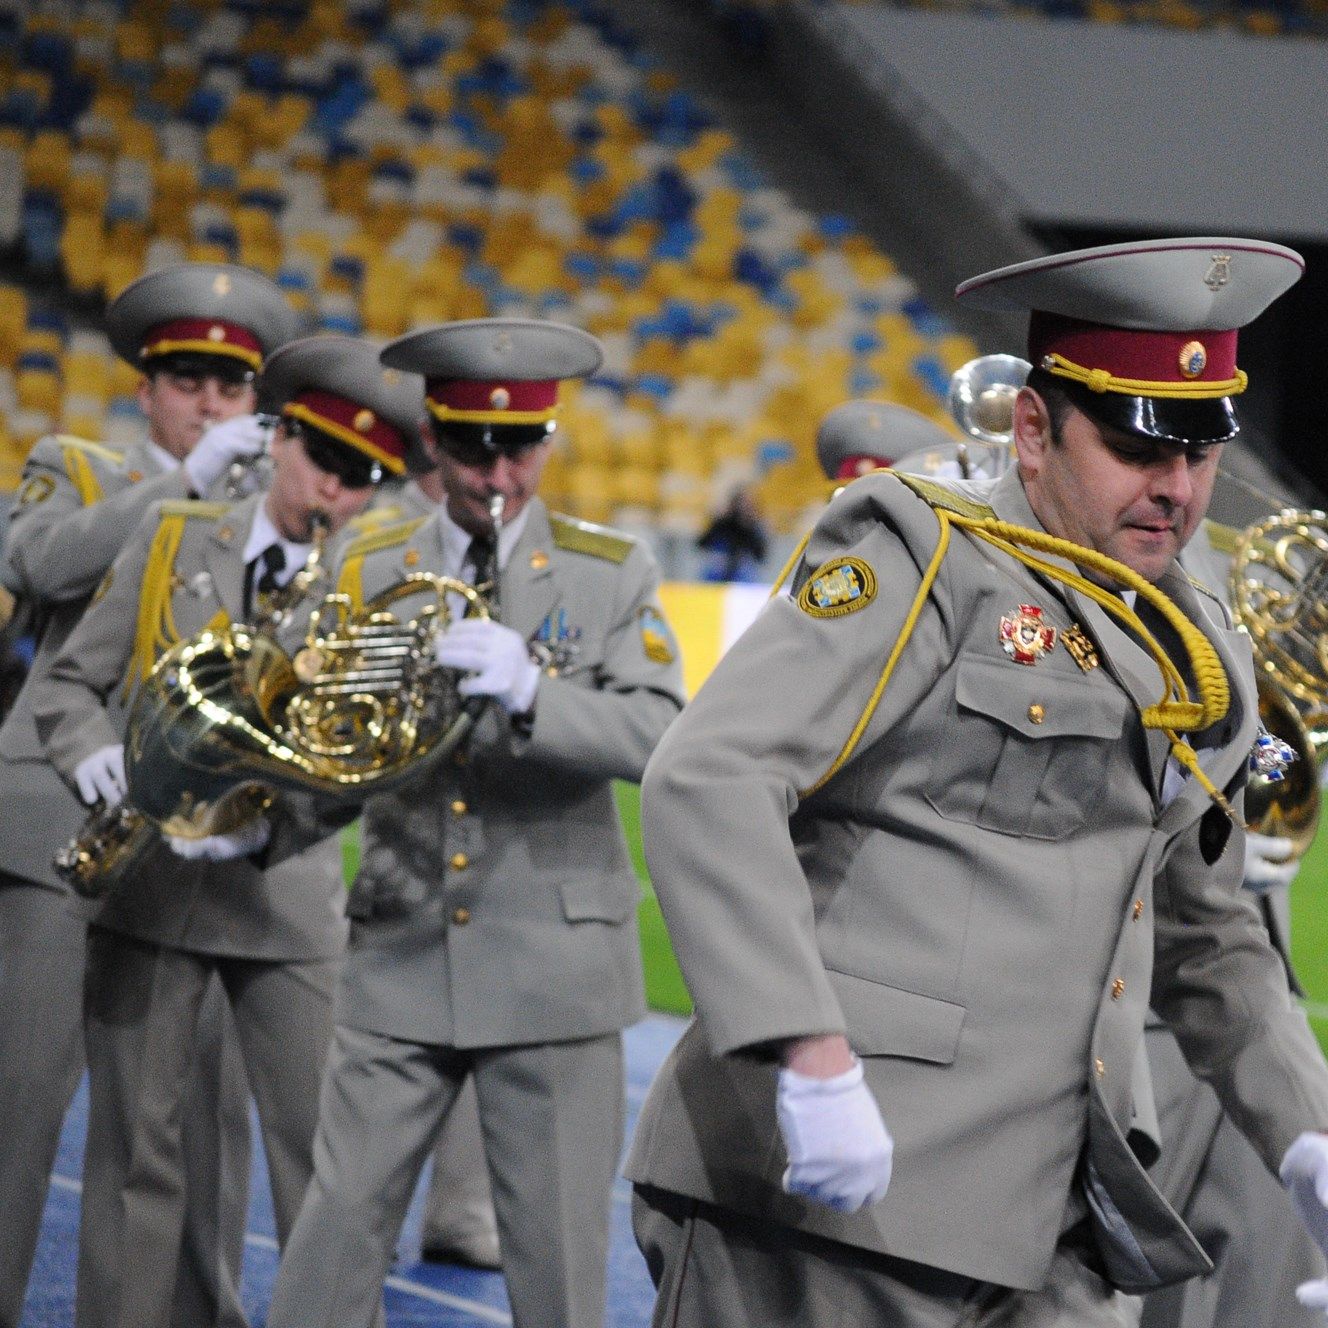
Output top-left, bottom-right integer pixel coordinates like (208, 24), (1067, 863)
(149, 442), (179, 473)
(243, 503), (309, 586)
(437, 503), (532, 577)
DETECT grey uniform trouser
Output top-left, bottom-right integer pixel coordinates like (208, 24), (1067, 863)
(267, 1023), (625, 1328)
(0, 877), (252, 1328)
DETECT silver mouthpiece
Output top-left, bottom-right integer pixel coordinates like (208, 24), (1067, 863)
(489, 493), (506, 535)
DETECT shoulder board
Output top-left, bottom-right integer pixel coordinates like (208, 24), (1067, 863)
(890, 471), (996, 521)
(347, 504), (405, 533)
(1201, 518), (1243, 556)
(158, 499), (232, 520)
(54, 435), (124, 466)
(549, 513), (634, 563)
(344, 515), (427, 559)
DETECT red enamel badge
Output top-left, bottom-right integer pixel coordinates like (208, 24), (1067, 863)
(999, 604), (1058, 665)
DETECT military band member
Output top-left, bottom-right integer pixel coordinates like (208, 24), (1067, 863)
(30, 334), (419, 1328)
(813, 383), (1327, 1328)
(627, 237), (1328, 1327)
(0, 262), (297, 1328)
(815, 399), (961, 486)
(345, 391), (504, 1272)
(265, 318), (687, 1328)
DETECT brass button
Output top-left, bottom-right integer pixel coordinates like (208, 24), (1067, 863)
(450, 799), (467, 816)
(453, 750), (468, 766)
(450, 852), (469, 871)
(1094, 1058), (1106, 1077)
(1132, 898), (1144, 921)
(1110, 977), (1125, 1000)
(1027, 703), (1045, 724)
(452, 906), (471, 925)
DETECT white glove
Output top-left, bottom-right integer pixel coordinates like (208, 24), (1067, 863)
(167, 816), (271, 862)
(776, 1058), (894, 1213)
(73, 743), (127, 807)
(183, 414), (267, 493)
(1280, 1132), (1328, 1313)
(1243, 831), (1298, 894)
(434, 618), (540, 715)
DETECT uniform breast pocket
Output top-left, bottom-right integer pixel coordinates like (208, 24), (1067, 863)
(925, 653), (1127, 840)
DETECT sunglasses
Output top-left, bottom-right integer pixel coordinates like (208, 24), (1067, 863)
(295, 425), (383, 489)
(433, 421), (553, 469)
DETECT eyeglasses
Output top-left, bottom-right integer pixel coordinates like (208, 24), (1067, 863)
(296, 426), (383, 489)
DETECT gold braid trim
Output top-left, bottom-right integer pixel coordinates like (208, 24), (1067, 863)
(800, 483), (1238, 822)
(127, 514), (186, 694)
(62, 444), (105, 506)
(125, 513), (230, 696)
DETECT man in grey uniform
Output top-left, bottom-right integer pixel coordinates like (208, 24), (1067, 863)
(818, 335), (1327, 1328)
(266, 317), (686, 1328)
(30, 333), (420, 1328)
(627, 237), (1328, 1326)
(345, 384), (504, 1273)
(0, 262), (296, 1328)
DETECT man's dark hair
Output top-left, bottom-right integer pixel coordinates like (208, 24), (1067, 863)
(1024, 367), (1076, 443)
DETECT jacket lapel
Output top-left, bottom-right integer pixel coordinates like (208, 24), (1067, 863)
(202, 496), (255, 624)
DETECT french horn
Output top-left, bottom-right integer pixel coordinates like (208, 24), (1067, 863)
(56, 504), (497, 897)
(1230, 507), (1328, 861)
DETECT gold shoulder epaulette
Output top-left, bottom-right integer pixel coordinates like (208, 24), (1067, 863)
(344, 514), (427, 560)
(1202, 518), (1243, 556)
(55, 435), (124, 465)
(549, 513), (634, 563)
(891, 471), (996, 521)
(158, 499), (232, 520)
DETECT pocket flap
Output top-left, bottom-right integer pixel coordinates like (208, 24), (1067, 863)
(956, 653), (1125, 740)
(827, 969), (965, 1064)
(558, 875), (638, 924)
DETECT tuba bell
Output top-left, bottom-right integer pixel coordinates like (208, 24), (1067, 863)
(1229, 507), (1328, 861)
(893, 354), (1031, 481)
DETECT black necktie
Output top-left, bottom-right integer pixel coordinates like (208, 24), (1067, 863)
(244, 543), (286, 616)
(466, 535), (496, 588)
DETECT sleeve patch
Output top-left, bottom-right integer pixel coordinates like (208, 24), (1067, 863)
(638, 605), (677, 663)
(797, 556), (877, 618)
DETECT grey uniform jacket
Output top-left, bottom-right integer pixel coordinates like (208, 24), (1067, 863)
(333, 497), (685, 1049)
(0, 435), (199, 890)
(625, 467), (1328, 1294)
(31, 491), (347, 961)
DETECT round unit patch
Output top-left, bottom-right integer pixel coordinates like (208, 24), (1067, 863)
(798, 556), (877, 618)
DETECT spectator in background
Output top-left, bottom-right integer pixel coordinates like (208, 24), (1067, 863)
(696, 484), (769, 582)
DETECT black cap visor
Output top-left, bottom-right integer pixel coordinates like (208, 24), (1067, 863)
(145, 350), (256, 386)
(1062, 379), (1240, 447)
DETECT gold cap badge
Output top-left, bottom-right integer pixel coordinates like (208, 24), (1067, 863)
(1178, 341), (1207, 379)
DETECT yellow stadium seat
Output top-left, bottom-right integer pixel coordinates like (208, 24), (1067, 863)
(61, 214), (107, 295)
(565, 464), (615, 525)
(25, 130), (71, 192)
(63, 351), (113, 401)
(610, 466), (661, 510)
(16, 368), (62, 417)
